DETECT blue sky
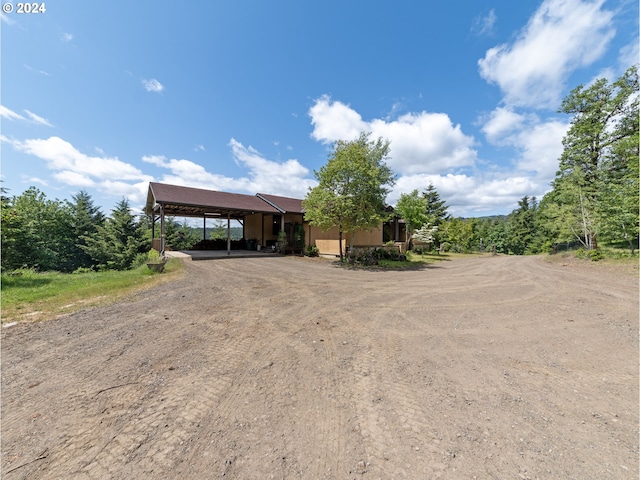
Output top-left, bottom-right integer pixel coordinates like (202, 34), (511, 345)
(1, 0), (638, 217)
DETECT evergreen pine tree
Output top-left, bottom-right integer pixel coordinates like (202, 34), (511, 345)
(63, 190), (105, 271)
(81, 198), (149, 270)
(422, 183), (450, 225)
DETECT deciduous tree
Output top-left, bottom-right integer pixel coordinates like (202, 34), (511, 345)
(1, 187), (68, 271)
(394, 189), (427, 247)
(302, 132), (396, 260)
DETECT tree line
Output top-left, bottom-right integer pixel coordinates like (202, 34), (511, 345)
(2, 67), (637, 272)
(303, 66), (638, 259)
(0, 189), (205, 273)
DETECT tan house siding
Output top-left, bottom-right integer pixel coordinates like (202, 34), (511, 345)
(243, 213), (263, 243)
(307, 225), (384, 255)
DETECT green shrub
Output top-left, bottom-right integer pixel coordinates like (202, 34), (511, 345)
(574, 248), (589, 260)
(589, 248), (603, 261)
(305, 245), (319, 257)
(440, 242), (451, 252)
(574, 248), (604, 261)
(133, 252), (148, 267)
(147, 249), (162, 261)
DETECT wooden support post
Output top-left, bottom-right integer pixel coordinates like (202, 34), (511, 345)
(227, 214), (231, 255)
(160, 205), (165, 255)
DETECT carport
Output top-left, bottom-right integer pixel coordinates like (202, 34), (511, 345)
(145, 182), (284, 256)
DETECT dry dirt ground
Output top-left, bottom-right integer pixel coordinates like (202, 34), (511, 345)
(2, 255), (638, 479)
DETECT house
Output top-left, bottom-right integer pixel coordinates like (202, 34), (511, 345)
(145, 182), (406, 256)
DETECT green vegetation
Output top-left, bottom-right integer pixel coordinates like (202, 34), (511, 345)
(303, 132), (396, 260)
(0, 68), (636, 277)
(549, 65), (638, 252)
(394, 189), (428, 244)
(1, 259), (184, 323)
(401, 66), (639, 260)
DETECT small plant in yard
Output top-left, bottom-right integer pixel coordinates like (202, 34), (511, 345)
(147, 249), (164, 262)
(305, 244), (319, 257)
(277, 231), (288, 253)
(146, 249), (167, 272)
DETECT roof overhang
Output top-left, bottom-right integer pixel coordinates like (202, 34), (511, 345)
(145, 182), (281, 219)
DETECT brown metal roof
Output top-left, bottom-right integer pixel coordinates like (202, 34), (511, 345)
(146, 182), (281, 218)
(256, 193), (305, 214)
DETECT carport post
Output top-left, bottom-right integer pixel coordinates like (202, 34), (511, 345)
(160, 205), (165, 255)
(227, 213), (231, 255)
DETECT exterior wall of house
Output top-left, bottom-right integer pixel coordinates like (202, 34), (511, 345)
(243, 213), (264, 244)
(262, 214), (279, 245)
(306, 224), (384, 255)
(244, 213), (305, 248)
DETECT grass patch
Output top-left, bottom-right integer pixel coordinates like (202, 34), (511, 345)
(544, 249), (638, 275)
(1, 259), (185, 324)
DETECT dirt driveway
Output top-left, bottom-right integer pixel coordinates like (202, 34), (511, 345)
(2, 255), (638, 479)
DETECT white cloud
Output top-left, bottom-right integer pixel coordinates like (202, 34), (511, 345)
(100, 180), (151, 205)
(472, 9), (497, 36)
(478, 0), (615, 109)
(24, 109), (53, 127)
(142, 78), (164, 93)
(142, 140), (316, 199)
(228, 139), (315, 197)
(619, 39), (639, 72)
(391, 173), (541, 217)
(480, 107), (530, 145)
(142, 155), (240, 191)
(52, 171), (95, 187)
(22, 175), (48, 187)
(24, 64), (51, 76)
(0, 105), (25, 121)
(307, 96), (552, 214)
(479, 105), (568, 180)
(10, 136), (147, 181)
(3, 135), (315, 209)
(141, 141), (314, 200)
(61, 32), (74, 42)
(309, 95), (367, 142)
(515, 119), (568, 179)
(1, 105), (53, 126)
(0, 13), (16, 25)
(2, 135), (156, 204)
(309, 95), (477, 175)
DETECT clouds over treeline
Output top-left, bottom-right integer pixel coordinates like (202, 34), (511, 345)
(2, 0), (636, 217)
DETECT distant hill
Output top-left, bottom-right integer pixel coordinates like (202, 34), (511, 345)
(186, 226), (244, 240)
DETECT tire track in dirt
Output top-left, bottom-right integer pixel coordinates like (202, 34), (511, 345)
(3, 255), (637, 479)
(170, 264), (350, 478)
(346, 304), (449, 478)
(3, 263), (266, 479)
(37, 314), (258, 477)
